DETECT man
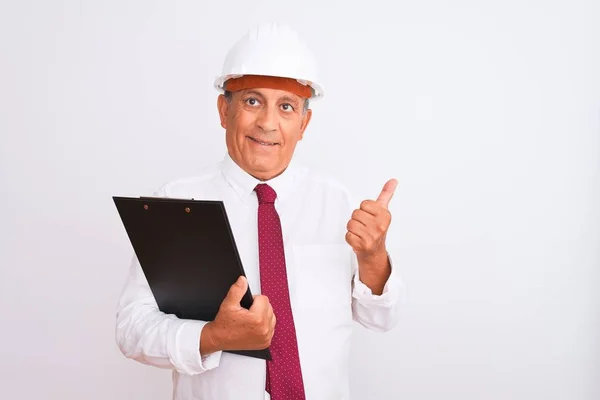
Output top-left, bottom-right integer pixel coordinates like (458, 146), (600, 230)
(116, 23), (403, 400)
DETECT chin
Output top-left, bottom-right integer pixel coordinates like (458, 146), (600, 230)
(252, 162), (278, 175)
(246, 154), (276, 168)
(248, 159), (284, 179)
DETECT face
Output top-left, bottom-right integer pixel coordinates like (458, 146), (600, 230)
(217, 87), (312, 181)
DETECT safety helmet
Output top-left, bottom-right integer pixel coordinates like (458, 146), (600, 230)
(214, 23), (324, 99)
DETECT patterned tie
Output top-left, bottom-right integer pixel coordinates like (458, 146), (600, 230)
(255, 183), (306, 400)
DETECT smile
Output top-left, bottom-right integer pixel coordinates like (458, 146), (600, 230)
(248, 136), (279, 146)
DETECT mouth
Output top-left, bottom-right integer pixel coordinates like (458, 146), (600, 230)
(247, 136), (279, 146)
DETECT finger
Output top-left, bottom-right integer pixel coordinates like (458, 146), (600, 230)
(351, 208), (376, 226)
(345, 231), (363, 251)
(222, 276), (248, 308)
(347, 219), (369, 239)
(360, 200), (384, 216)
(270, 312), (276, 331)
(266, 302), (274, 320)
(347, 220), (372, 246)
(376, 179), (398, 209)
(249, 294), (269, 313)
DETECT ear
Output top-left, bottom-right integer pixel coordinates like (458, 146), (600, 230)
(217, 94), (229, 129)
(298, 108), (312, 140)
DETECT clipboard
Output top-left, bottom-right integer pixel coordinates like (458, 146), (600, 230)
(113, 196), (271, 360)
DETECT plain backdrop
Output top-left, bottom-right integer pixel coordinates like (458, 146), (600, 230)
(1, 1), (599, 399)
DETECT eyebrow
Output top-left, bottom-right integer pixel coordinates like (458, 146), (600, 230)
(241, 90), (266, 100)
(279, 96), (300, 106)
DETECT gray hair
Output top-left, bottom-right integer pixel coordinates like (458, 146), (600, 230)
(223, 90), (310, 114)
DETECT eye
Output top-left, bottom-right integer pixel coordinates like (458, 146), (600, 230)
(281, 103), (295, 112)
(245, 97), (260, 107)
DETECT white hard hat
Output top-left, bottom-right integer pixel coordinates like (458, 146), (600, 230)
(214, 23), (324, 99)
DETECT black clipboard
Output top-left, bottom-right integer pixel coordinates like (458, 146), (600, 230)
(113, 196), (271, 360)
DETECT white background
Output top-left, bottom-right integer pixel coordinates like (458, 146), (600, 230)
(1, 1), (599, 399)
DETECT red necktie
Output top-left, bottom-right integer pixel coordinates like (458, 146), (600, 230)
(255, 183), (306, 400)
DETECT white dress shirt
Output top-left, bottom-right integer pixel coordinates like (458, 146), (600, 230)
(116, 153), (403, 400)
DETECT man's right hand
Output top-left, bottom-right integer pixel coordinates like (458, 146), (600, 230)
(200, 276), (276, 356)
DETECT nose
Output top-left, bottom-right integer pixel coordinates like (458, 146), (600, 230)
(256, 105), (277, 132)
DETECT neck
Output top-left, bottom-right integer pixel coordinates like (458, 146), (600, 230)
(227, 153), (289, 182)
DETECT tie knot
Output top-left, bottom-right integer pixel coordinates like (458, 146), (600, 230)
(255, 183), (277, 204)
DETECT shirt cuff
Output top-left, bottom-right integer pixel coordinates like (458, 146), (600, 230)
(352, 253), (400, 308)
(170, 320), (222, 375)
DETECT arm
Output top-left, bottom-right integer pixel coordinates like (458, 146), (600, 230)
(345, 179), (405, 331)
(115, 255), (222, 375)
(116, 257), (275, 372)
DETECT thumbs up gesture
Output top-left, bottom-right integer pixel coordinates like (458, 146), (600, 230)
(345, 179), (398, 260)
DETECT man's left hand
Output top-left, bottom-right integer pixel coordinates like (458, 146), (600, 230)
(345, 179), (398, 294)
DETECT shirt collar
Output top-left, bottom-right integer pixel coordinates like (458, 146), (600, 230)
(221, 152), (297, 204)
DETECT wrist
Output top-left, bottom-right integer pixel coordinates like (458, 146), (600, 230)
(357, 248), (389, 268)
(357, 249), (391, 293)
(200, 322), (223, 355)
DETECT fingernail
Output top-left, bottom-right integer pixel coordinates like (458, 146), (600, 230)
(237, 276), (244, 286)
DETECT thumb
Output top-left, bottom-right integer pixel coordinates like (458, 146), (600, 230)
(376, 178), (398, 208)
(222, 275), (248, 308)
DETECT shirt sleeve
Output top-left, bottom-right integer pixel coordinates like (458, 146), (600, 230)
(115, 255), (223, 375)
(351, 251), (406, 332)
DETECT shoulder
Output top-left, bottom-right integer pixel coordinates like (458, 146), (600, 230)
(153, 160), (223, 198)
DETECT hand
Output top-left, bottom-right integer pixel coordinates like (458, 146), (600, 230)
(200, 276), (276, 355)
(345, 179), (398, 261)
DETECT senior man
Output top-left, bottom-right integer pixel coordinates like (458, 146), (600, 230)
(116, 23), (403, 400)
